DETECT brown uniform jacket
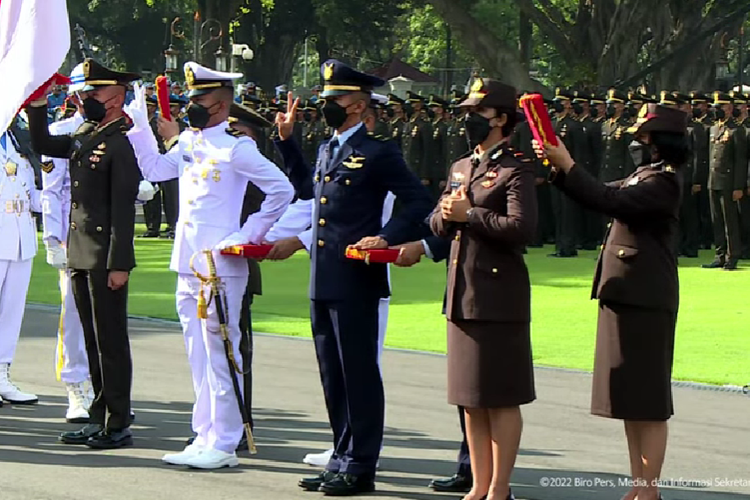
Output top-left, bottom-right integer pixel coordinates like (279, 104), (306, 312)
(430, 143), (537, 323)
(551, 162), (682, 312)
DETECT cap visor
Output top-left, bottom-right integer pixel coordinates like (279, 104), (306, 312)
(320, 89), (353, 98)
(458, 97), (482, 107)
(188, 88), (216, 97)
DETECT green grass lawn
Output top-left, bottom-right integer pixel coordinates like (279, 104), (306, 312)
(27, 232), (749, 386)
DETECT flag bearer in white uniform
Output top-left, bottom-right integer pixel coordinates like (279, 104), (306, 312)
(126, 62), (293, 469)
(0, 122), (42, 406)
(41, 64), (92, 422)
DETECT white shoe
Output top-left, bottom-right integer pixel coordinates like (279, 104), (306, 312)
(303, 448), (334, 467)
(183, 447), (239, 469)
(65, 382), (90, 423)
(163, 443), (205, 466)
(0, 363), (37, 404)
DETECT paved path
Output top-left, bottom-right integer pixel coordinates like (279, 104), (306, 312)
(1, 306), (749, 500)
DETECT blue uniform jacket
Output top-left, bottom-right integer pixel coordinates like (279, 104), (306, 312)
(276, 127), (433, 301)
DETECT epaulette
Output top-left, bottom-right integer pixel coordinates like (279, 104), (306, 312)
(663, 164), (676, 173)
(41, 161), (54, 173)
(226, 127), (244, 138)
(366, 131), (389, 142)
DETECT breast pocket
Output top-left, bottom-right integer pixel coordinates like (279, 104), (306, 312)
(608, 243), (638, 260)
(332, 169), (367, 194)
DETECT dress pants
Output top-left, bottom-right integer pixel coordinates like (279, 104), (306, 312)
(70, 269), (131, 430)
(0, 258), (33, 364)
(550, 188), (581, 254)
(142, 189), (162, 233)
(55, 269), (89, 383)
(709, 189), (741, 262)
(176, 274), (246, 454)
(679, 187), (700, 256)
(312, 297), (384, 477)
(739, 195), (750, 257)
(161, 179), (179, 230)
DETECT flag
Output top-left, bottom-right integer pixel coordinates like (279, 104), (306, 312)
(0, 0), (70, 132)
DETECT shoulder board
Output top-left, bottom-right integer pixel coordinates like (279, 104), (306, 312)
(366, 132), (389, 142)
(226, 127), (244, 138)
(41, 161), (54, 173)
(663, 165), (676, 174)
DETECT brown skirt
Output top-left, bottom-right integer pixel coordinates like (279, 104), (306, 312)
(447, 319), (535, 408)
(591, 301), (677, 421)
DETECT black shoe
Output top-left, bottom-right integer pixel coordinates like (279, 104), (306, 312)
(236, 435), (249, 452)
(299, 471), (338, 492)
(138, 230), (160, 238)
(723, 260), (738, 270)
(319, 473), (375, 496)
(682, 252), (699, 258)
(702, 259), (725, 269)
(85, 428), (133, 449)
(429, 473), (472, 492)
(59, 423), (103, 445)
(129, 411), (135, 423)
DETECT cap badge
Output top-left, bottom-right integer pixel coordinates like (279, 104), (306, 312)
(83, 60), (91, 79)
(324, 63), (334, 82)
(4, 161), (17, 177)
(185, 66), (196, 86)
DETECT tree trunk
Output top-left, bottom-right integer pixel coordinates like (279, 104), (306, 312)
(426, 0), (546, 93)
(519, 10), (532, 70)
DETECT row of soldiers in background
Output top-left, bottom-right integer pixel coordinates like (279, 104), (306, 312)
(515, 88), (750, 268)
(237, 88), (471, 200)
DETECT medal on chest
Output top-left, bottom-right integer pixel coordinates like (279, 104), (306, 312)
(4, 161), (17, 177)
(450, 171), (465, 192)
(614, 127), (622, 140)
(481, 169), (498, 188)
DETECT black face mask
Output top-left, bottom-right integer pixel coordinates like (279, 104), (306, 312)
(82, 97), (108, 123)
(303, 111), (312, 122)
(605, 105), (616, 119)
(186, 102), (219, 129)
(628, 140), (653, 167)
(572, 103), (583, 115)
(386, 108), (395, 118)
(590, 107), (599, 119)
(692, 107), (702, 119)
(713, 106), (726, 121)
(427, 109), (436, 120)
(732, 107), (741, 118)
(464, 112), (493, 148)
(552, 101), (564, 114)
(322, 99), (350, 129)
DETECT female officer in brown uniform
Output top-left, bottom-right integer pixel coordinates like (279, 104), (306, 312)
(430, 79), (537, 500)
(539, 104), (687, 500)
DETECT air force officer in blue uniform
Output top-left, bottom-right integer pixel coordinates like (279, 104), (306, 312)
(285, 60), (433, 496)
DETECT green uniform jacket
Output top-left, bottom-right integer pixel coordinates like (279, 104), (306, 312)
(708, 119), (748, 191)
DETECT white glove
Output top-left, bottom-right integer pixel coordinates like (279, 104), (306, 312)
(125, 82), (150, 133)
(214, 232), (249, 250)
(45, 241), (67, 269)
(137, 180), (157, 202)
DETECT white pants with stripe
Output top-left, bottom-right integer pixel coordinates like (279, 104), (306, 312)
(0, 258), (33, 364)
(176, 273), (245, 454)
(55, 269), (89, 384)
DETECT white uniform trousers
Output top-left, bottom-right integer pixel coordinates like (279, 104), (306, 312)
(176, 273), (246, 454)
(0, 258), (33, 364)
(376, 264), (391, 367)
(55, 269), (89, 383)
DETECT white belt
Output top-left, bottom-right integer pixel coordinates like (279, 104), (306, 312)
(4, 200), (29, 214)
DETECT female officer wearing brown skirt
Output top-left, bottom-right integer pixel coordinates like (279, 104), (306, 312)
(538, 104), (687, 500)
(430, 79), (537, 500)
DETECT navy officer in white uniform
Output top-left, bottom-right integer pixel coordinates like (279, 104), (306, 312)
(126, 62), (293, 469)
(268, 60), (433, 496)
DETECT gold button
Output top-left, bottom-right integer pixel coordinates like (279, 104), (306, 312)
(71, 222), (77, 230)
(15, 194), (19, 199)
(72, 202), (78, 209)
(345, 179), (351, 186)
(601, 244), (605, 250)
(607, 222), (612, 228)
(184, 221), (192, 227)
(452, 259), (458, 264)
(73, 181), (79, 187)
(77, 161), (82, 167)
(324, 176), (330, 182)
(618, 249), (625, 257)
(96, 226), (103, 232)
(188, 199), (194, 205)
(319, 218), (326, 227)
(91, 164), (96, 170)
(318, 239), (325, 247)
(193, 178), (198, 184)
(492, 268), (498, 274)
(314, 175), (320, 182)
(454, 234), (460, 241)
(320, 196), (328, 204)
